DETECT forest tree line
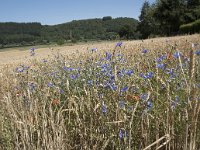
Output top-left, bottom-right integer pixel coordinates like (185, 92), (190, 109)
(0, 17), (138, 48)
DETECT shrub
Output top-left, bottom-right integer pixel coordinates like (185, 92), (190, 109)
(193, 19), (200, 31)
(56, 39), (65, 45)
(180, 19), (200, 34)
(71, 38), (77, 43)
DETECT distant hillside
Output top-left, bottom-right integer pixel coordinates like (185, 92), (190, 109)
(0, 22), (42, 48)
(0, 17), (139, 48)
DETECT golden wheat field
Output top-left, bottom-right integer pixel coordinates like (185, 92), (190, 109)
(0, 34), (200, 149)
(0, 34), (199, 68)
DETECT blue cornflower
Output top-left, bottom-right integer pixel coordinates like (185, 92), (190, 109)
(105, 52), (112, 60)
(141, 72), (154, 79)
(157, 63), (165, 69)
(119, 129), (128, 139)
(30, 47), (35, 52)
(110, 75), (115, 80)
(140, 93), (148, 101)
(87, 80), (93, 86)
(101, 63), (109, 70)
(30, 48), (36, 56)
(117, 68), (126, 78)
(121, 68), (126, 74)
(91, 48), (98, 52)
(156, 57), (162, 63)
(142, 49), (148, 54)
(110, 83), (117, 91)
(175, 95), (180, 103)
(63, 67), (74, 71)
(195, 50), (200, 56)
(166, 68), (176, 79)
(183, 58), (190, 63)
(116, 53), (124, 61)
(59, 89), (65, 94)
(70, 74), (78, 80)
(42, 59), (48, 63)
(102, 104), (107, 113)
(23, 66), (30, 70)
(171, 96), (180, 109)
(16, 67), (24, 73)
(156, 55), (166, 62)
(101, 64), (112, 74)
(99, 57), (105, 61)
(48, 82), (54, 87)
(101, 63), (109, 68)
(166, 68), (174, 74)
(103, 82), (109, 89)
(68, 68), (74, 71)
(16, 65), (29, 73)
(147, 101), (153, 110)
(116, 42), (123, 47)
(173, 52), (181, 59)
(63, 66), (68, 71)
(118, 101), (125, 109)
(175, 96), (180, 102)
(126, 69), (134, 76)
(28, 83), (36, 91)
(101, 67), (108, 73)
(119, 129), (123, 139)
(121, 86), (128, 92)
(147, 72), (154, 78)
(101, 65), (108, 73)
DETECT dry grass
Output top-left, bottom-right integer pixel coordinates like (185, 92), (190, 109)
(0, 34), (199, 67)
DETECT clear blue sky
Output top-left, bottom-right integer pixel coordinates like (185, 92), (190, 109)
(0, 0), (155, 25)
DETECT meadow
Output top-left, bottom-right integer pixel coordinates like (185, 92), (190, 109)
(0, 34), (200, 150)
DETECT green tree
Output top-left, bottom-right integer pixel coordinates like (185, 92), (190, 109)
(118, 24), (135, 39)
(102, 16), (112, 21)
(154, 0), (186, 35)
(185, 0), (200, 22)
(137, 1), (157, 38)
